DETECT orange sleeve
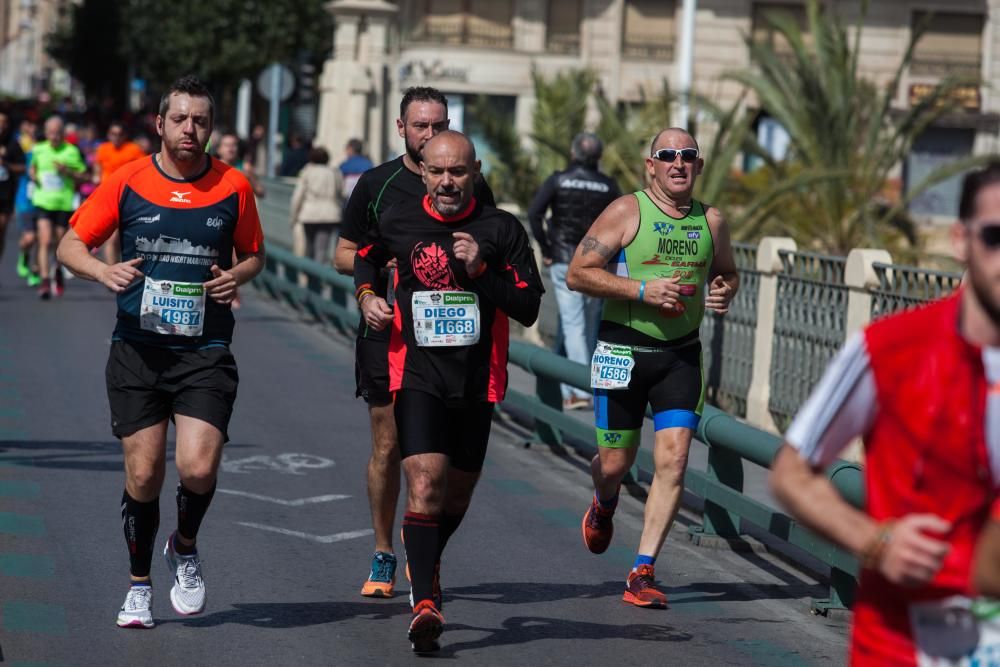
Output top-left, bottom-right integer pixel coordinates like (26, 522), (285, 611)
(94, 143), (111, 173)
(125, 143), (145, 162)
(69, 174), (122, 247)
(233, 178), (264, 255)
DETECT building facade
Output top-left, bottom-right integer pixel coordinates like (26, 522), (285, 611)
(0, 0), (77, 99)
(319, 0), (996, 217)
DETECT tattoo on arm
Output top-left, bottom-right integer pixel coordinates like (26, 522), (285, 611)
(580, 236), (615, 260)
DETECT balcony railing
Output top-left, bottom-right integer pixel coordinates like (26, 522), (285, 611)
(546, 32), (581, 55)
(410, 16), (513, 49)
(622, 38), (674, 60)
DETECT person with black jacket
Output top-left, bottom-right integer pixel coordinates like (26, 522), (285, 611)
(528, 132), (620, 409)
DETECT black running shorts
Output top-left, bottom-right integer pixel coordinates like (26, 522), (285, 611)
(393, 389), (495, 473)
(105, 339), (239, 440)
(35, 207), (72, 228)
(355, 335), (392, 406)
(593, 340), (704, 448)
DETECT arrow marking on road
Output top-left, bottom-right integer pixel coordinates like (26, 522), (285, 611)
(218, 489), (350, 506)
(237, 522), (373, 544)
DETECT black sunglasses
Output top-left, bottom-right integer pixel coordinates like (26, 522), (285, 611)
(652, 148), (699, 163)
(978, 224), (1000, 248)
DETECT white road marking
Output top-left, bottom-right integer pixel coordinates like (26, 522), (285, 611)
(221, 453), (335, 475)
(237, 522), (373, 544)
(217, 489), (350, 506)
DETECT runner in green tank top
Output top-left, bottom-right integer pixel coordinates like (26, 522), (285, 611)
(566, 127), (740, 608)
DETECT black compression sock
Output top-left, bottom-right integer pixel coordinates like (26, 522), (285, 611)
(176, 481), (216, 546)
(437, 511), (466, 561)
(121, 491), (160, 578)
(403, 512), (440, 607)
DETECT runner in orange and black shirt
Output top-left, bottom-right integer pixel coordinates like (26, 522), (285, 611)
(57, 76), (264, 630)
(355, 130), (542, 654)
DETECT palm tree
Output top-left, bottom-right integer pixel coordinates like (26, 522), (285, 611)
(727, 0), (993, 255)
(469, 68), (595, 209)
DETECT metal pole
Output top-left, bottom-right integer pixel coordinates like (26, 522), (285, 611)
(675, 0), (697, 130)
(236, 79), (251, 140)
(267, 65), (281, 178)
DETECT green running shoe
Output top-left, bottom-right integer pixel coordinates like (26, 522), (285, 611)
(16, 254), (29, 278)
(26, 273), (42, 287)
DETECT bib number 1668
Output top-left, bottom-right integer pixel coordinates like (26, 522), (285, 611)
(434, 319), (475, 335)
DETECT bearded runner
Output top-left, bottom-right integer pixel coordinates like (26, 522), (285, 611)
(355, 131), (542, 654)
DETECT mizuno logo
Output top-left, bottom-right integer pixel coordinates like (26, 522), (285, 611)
(170, 191), (191, 203)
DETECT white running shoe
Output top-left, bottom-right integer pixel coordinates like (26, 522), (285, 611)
(117, 584), (154, 628)
(163, 532), (206, 615)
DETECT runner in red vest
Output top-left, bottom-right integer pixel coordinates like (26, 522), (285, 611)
(771, 162), (1000, 666)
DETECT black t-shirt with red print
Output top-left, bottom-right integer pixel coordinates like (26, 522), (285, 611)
(354, 195), (543, 403)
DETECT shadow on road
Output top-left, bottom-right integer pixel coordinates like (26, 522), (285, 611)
(0, 439), (254, 472)
(159, 600), (412, 628)
(445, 580), (623, 606)
(438, 616), (693, 657)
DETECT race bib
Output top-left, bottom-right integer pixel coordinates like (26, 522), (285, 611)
(411, 291), (479, 347)
(910, 596), (1000, 666)
(591, 342), (635, 390)
(139, 278), (206, 337)
(40, 171), (63, 191)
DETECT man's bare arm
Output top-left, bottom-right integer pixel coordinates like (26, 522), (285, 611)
(334, 237), (358, 274)
(975, 520), (1000, 595)
(57, 227), (144, 292)
(566, 196), (639, 300)
(771, 444), (952, 586)
(706, 206), (739, 314)
(567, 194), (683, 310)
(771, 445), (878, 555)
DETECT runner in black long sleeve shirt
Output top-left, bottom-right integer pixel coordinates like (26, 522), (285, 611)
(354, 131), (542, 654)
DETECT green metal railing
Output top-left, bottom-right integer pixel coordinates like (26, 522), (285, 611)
(769, 251), (848, 431)
(871, 262), (962, 319)
(700, 242), (759, 418)
(249, 244), (864, 614)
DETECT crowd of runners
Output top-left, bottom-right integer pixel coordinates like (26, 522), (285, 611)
(6, 73), (1000, 665)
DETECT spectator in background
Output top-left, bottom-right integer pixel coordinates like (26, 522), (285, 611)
(216, 132), (264, 198)
(0, 111), (27, 278)
(528, 132), (621, 410)
(133, 134), (153, 156)
(279, 133), (310, 177)
(93, 122), (147, 264)
(290, 146), (343, 265)
(339, 138), (373, 209)
(13, 120), (38, 285)
(247, 123), (267, 176)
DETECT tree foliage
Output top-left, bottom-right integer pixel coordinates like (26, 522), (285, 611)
(726, 0), (993, 255)
(49, 0), (331, 111)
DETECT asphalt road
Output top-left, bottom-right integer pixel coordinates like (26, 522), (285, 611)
(0, 233), (847, 666)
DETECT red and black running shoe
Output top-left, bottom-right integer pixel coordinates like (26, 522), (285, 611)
(623, 564), (667, 608)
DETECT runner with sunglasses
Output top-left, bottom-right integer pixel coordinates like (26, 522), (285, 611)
(772, 163), (1000, 665)
(566, 127), (739, 607)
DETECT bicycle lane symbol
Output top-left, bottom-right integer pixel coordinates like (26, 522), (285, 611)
(221, 453), (334, 475)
